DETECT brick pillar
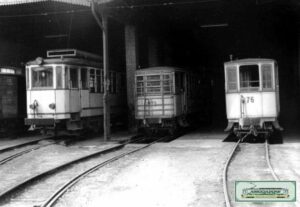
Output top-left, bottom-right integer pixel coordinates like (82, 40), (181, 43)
(148, 36), (159, 67)
(125, 25), (138, 132)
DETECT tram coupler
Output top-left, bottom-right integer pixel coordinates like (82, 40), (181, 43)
(249, 125), (258, 136)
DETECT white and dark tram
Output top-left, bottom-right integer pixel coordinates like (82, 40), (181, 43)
(135, 66), (204, 134)
(224, 58), (283, 139)
(25, 49), (126, 133)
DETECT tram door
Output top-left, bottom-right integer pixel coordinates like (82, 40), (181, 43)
(68, 67), (81, 113)
(175, 72), (186, 115)
(79, 68), (89, 111)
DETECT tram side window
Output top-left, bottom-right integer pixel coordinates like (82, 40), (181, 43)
(56, 66), (63, 89)
(96, 70), (101, 93)
(109, 72), (117, 94)
(175, 72), (183, 94)
(65, 67), (69, 89)
(70, 68), (78, 89)
(146, 75), (160, 94)
(32, 66), (53, 88)
(226, 66), (237, 92)
(100, 70), (104, 93)
(163, 74), (172, 95)
(136, 76), (144, 96)
(26, 68), (29, 89)
(262, 64), (273, 89)
(239, 65), (259, 91)
(89, 69), (95, 93)
(81, 68), (88, 89)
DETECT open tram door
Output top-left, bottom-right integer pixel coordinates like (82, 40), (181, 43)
(66, 66), (82, 130)
(174, 71), (187, 126)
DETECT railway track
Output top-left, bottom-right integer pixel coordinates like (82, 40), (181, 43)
(0, 135), (168, 207)
(0, 135), (80, 166)
(0, 136), (54, 154)
(222, 135), (278, 207)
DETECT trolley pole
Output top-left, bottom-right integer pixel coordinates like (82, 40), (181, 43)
(91, 2), (110, 141)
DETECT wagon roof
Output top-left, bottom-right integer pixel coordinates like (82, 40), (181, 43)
(26, 57), (102, 68)
(136, 66), (184, 74)
(224, 58), (276, 66)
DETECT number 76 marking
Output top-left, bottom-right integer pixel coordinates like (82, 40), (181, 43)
(246, 96), (254, 103)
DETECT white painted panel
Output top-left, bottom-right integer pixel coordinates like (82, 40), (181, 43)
(55, 90), (67, 113)
(240, 93), (263, 118)
(262, 92), (277, 117)
(136, 96), (175, 118)
(226, 92), (278, 120)
(26, 91), (31, 115)
(28, 90), (55, 114)
(226, 93), (240, 119)
(64, 90), (70, 113)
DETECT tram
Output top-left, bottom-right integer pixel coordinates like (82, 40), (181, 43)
(25, 49), (126, 133)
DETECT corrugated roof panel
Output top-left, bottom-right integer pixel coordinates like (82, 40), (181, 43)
(0, 0), (113, 7)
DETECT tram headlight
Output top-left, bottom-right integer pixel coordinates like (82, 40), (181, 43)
(49, 103), (56, 110)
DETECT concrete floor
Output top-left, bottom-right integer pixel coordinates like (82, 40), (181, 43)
(56, 130), (300, 207)
(0, 130), (299, 207)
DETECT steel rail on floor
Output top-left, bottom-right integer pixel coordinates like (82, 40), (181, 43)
(222, 134), (279, 207)
(40, 136), (169, 207)
(0, 135), (146, 204)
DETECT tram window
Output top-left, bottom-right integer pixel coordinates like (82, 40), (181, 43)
(163, 74), (172, 94)
(56, 66), (63, 89)
(70, 68), (78, 89)
(262, 64), (273, 89)
(65, 67), (69, 89)
(226, 66), (237, 92)
(96, 70), (101, 93)
(136, 76), (144, 96)
(89, 69), (95, 93)
(146, 75), (160, 94)
(239, 65), (259, 91)
(109, 72), (117, 94)
(81, 68), (88, 89)
(32, 66), (53, 88)
(26, 68), (29, 89)
(100, 70), (104, 93)
(175, 72), (183, 94)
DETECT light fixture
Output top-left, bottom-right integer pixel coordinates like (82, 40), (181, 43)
(200, 23), (228, 28)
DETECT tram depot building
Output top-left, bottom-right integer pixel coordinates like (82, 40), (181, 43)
(0, 0), (300, 133)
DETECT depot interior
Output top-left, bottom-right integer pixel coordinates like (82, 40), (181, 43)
(0, 0), (299, 132)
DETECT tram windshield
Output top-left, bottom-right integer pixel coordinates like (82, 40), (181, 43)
(136, 73), (173, 96)
(239, 65), (259, 91)
(32, 66), (53, 88)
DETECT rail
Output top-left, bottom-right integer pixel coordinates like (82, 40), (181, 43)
(40, 135), (168, 207)
(0, 135), (157, 205)
(222, 134), (279, 207)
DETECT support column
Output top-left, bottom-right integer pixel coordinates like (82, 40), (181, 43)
(102, 14), (110, 141)
(298, 30), (300, 92)
(91, 2), (110, 141)
(148, 36), (159, 67)
(125, 25), (138, 132)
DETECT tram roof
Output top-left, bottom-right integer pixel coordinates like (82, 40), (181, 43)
(0, 0), (112, 7)
(224, 58), (276, 66)
(26, 57), (102, 68)
(136, 66), (185, 74)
